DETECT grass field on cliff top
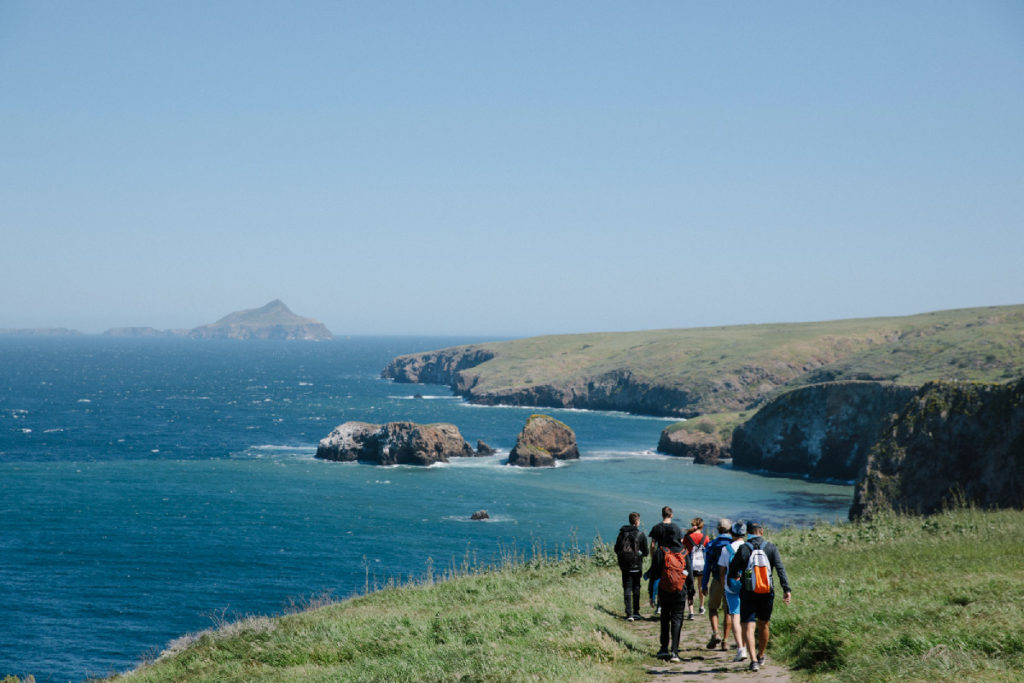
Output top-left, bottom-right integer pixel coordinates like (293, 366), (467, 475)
(405, 304), (1024, 414)
(105, 507), (1024, 683)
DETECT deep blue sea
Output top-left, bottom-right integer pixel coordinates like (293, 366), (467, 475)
(0, 337), (853, 681)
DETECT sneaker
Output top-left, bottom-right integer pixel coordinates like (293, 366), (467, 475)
(706, 635), (721, 649)
(669, 654), (681, 663)
(656, 650), (670, 660)
(626, 615), (636, 622)
(758, 655), (766, 666)
(732, 647), (748, 662)
(749, 660), (760, 672)
(686, 612), (694, 620)
(699, 607), (705, 615)
(654, 607), (661, 616)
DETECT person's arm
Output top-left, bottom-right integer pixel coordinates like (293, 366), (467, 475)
(640, 532), (649, 558)
(768, 543), (792, 600)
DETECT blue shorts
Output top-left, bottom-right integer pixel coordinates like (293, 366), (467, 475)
(724, 589), (740, 615)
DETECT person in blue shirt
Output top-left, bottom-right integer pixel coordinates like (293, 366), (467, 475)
(700, 518), (734, 650)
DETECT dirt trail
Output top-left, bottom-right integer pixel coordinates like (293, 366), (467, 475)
(629, 610), (792, 682)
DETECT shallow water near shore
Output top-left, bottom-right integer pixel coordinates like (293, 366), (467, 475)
(0, 337), (852, 681)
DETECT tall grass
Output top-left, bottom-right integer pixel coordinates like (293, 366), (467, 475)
(108, 508), (1024, 682)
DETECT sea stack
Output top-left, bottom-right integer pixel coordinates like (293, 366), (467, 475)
(507, 414), (580, 467)
(316, 421), (476, 466)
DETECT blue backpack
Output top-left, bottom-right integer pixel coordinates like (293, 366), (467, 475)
(723, 543), (743, 593)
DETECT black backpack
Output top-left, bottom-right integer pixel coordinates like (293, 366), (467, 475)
(617, 528), (642, 569)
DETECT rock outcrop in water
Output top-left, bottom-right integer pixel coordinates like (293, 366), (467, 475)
(507, 414), (580, 467)
(849, 379), (1024, 520)
(316, 421), (476, 466)
(658, 427), (731, 465)
(730, 382), (917, 480)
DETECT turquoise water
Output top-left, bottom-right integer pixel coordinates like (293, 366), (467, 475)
(0, 337), (853, 681)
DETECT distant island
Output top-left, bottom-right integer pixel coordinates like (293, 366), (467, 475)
(1, 300), (333, 341)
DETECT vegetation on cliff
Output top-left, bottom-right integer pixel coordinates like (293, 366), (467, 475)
(851, 378), (1024, 519)
(383, 304), (1024, 417)
(109, 507), (1024, 682)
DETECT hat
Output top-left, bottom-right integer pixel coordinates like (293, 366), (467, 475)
(730, 521), (747, 536)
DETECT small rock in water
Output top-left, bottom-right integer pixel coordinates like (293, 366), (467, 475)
(413, 393), (424, 399)
(470, 510), (489, 520)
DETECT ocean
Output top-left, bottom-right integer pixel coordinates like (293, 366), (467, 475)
(0, 337), (853, 681)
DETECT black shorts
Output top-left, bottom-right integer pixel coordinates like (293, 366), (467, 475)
(740, 590), (774, 623)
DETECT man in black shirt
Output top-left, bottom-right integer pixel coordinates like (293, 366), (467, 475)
(614, 511), (649, 621)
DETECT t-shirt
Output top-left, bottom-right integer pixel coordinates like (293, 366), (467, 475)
(719, 539), (745, 594)
(683, 530), (707, 551)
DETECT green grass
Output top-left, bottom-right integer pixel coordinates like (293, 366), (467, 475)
(109, 508), (1024, 682)
(666, 411), (748, 442)
(392, 304), (1024, 414)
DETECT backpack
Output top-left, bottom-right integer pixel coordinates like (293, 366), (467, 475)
(617, 528), (642, 569)
(662, 549), (688, 592)
(689, 534), (706, 573)
(724, 543), (742, 594)
(743, 540), (773, 594)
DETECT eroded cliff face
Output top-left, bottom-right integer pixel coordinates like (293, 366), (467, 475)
(382, 347), (496, 387)
(849, 379), (1024, 520)
(731, 382), (918, 480)
(384, 352), (702, 417)
(507, 414), (580, 467)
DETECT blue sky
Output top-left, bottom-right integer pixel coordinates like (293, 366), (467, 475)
(2, 1), (1022, 336)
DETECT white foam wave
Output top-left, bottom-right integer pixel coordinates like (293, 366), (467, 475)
(77, 398), (92, 403)
(389, 395), (461, 401)
(457, 402), (678, 422)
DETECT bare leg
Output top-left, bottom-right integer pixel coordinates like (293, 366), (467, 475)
(755, 619), (770, 660)
(730, 612), (744, 649)
(743, 620), (757, 658)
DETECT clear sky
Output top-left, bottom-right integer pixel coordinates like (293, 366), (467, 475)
(2, 1), (1022, 336)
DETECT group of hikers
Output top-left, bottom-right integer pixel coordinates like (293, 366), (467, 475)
(614, 506), (792, 672)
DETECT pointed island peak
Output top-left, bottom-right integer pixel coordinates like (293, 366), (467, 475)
(191, 300), (334, 341)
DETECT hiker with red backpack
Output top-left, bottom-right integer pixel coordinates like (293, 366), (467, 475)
(647, 524), (691, 662)
(682, 517), (710, 620)
(646, 506), (684, 617)
(614, 511), (649, 621)
(727, 521), (792, 673)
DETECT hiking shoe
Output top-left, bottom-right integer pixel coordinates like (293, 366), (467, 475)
(758, 655), (766, 666)
(749, 660), (760, 672)
(656, 650), (670, 660)
(686, 612), (694, 620)
(699, 607), (705, 615)
(669, 654), (681, 663)
(706, 635), (721, 649)
(732, 647), (748, 662)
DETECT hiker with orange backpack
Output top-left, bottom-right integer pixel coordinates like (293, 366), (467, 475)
(727, 521), (792, 673)
(647, 524), (691, 662)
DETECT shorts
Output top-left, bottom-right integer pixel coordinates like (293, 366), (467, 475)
(724, 589), (740, 615)
(740, 591), (774, 623)
(706, 577), (724, 612)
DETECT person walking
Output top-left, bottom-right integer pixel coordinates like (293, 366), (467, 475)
(614, 511), (649, 621)
(701, 518), (733, 650)
(647, 506), (683, 617)
(720, 521), (749, 662)
(728, 521), (792, 673)
(683, 517), (709, 619)
(648, 524), (690, 662)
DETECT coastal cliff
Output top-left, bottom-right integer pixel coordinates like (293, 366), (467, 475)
(731, 382), (918, 480)
(849, 379), (1024, 519)
(382, 305), (1024, 417)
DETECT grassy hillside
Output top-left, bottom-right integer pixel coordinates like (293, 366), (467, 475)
(108, 507), (1024, 682)
(390, 304), (1024, 415)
